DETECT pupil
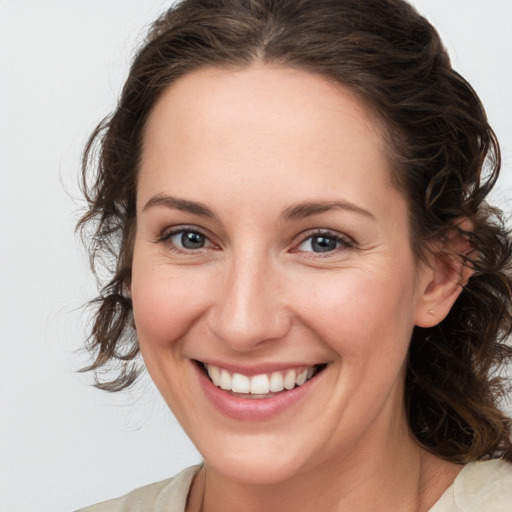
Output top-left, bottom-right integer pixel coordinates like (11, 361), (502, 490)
(181, 231), (205, 249)
(312, 236), (337, 253)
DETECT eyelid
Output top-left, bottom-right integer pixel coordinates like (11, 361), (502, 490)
(156, 225), (355, 255)
(158, 225), (219, 251)
(291, 228), (356, 254)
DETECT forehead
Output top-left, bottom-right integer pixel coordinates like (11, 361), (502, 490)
(142, 64), (386, 162)
(138, 64), (401, 221)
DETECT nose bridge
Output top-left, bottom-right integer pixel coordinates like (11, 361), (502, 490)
(209, 244), (290, 350)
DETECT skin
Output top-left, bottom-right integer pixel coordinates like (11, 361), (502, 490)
(131, 65), (465, 511)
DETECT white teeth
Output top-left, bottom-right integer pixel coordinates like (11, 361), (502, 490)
(204, 364), (319, 395)
(220, 369), (232, 390)
(296, 369), (307, 386)
(207, 365), (221, 386)
(250, 374), (270, 394)
(231, 373), (250, 393)
(283, 369), (297, 390)
(269, 372), (284, 392)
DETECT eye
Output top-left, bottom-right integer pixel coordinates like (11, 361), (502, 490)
(295, 231), (353, 254)
(177, 231), (206, 249)
(161, 228), (214, 251)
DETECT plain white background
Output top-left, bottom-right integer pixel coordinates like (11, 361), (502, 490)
(1, 2), (511, 511)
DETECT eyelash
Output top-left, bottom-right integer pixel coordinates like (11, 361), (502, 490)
(158, 226), (356, 255)
(292, 229), (356, 256)
(159, 226), (216, 253)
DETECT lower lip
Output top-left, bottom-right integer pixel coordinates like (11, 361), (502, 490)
(194, 363), (321, 420)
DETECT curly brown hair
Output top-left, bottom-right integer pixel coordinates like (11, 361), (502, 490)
(78, 0), (512, 463)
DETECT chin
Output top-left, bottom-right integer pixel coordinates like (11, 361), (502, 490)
(195, 429), (329, 486)
(206, 449), (311, 485)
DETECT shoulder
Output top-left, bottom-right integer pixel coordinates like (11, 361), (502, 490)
(75, 465), (201, 512)
(431, 459), (512, 512)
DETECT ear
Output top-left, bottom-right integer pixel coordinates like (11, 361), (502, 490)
(414, 219), (474, 328)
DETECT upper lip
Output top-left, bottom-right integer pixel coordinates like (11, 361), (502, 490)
(194, 359), (327, 376)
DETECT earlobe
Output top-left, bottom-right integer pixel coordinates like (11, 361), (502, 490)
(414, 257), (465, 327)
(414, 220), (474, 328)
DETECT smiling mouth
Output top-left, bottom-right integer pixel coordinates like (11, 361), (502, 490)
(197, 362), (326, 398)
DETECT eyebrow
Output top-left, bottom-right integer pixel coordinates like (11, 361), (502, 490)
(281, 200), (375, 221)
(142, 194), (216, 218)
(142, 194), (374, 222)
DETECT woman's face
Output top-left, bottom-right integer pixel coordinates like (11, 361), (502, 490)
(131, 65), (435, 484)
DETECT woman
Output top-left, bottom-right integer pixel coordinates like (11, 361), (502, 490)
(77, 0), (512, 510)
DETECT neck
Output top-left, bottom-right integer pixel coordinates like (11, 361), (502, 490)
(190, 416), (462, 512)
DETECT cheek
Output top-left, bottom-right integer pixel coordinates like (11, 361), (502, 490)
(291, 266), (418, 360)
(131, 265), (214, 349)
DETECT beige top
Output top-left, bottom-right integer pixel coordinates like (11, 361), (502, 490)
(77, 459), (512, 512)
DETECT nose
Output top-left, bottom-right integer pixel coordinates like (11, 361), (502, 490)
(207, 249), (292, 351)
